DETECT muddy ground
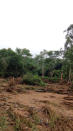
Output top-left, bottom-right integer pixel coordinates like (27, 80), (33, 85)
(0, 78), (73, 131)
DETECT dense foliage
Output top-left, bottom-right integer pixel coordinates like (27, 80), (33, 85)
(0, 48), (63, 79)
(0, 24), (73, 85)
(22, 73), (45, 86)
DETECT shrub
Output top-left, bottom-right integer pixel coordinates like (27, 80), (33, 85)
(69, 81), (73, 89)
(42, 76), (49, 83)
(48, 77), (60, 83)
(42, 76), (60, 83)
(22, 73), (45, 86)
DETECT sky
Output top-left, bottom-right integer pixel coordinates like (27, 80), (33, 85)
(0, 0), (73, 55)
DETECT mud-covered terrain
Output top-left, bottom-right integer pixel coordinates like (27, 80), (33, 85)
(0, 78), (73, 131)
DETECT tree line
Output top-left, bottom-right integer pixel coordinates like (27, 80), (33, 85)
(0, 24), (73, 84)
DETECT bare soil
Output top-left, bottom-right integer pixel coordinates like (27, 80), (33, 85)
(0, 79), (73, 131)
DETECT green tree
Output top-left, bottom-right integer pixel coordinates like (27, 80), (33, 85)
(64, 24), (73, 82)
(5, 55), (24, 77)
(16, 48), (32, 57)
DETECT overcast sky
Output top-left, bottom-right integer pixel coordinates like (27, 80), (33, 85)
(0, 0), (73, 55)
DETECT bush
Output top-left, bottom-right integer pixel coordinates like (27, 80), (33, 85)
(69, 81), (73, 89)
(42, 76), (50, 83)
(22, 73), (45, 86)
(42, 76), (60, 83)
(48, 77), (60, 83)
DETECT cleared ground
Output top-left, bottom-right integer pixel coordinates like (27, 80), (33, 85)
(0, 78), (73, 131)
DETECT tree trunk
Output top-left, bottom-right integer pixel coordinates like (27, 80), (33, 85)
(61, 72), (63, 81)
(42, 62), (44, 78)
(68, 65), (71, 84)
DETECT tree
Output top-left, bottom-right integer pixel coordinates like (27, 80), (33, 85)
(5, 55), (24, 77)
(16, 48), (32, 57)
(64, 24), (73, 49)
(0, 48), (16, 77)
(64, 24), (73, 82)
(34, 50), (48, 77)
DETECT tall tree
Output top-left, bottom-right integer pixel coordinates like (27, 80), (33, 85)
(64, 24), (73, 49)
(64, 24), (73, 82)
(16, 48), (32, 57)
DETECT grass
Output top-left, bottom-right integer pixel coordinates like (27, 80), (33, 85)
(7, 105), (58, 130)
(14, 117), (21, 131)
(0, 116), (7, 131)
(48, 111), (58, 128)
(42, 105), (59, 128)
(7, 106), (38, 131)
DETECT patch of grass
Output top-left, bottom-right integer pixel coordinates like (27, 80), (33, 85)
(32, 113), (41, 125)
(7, 107), (22, 130)
(23, 118), (38, 131)
(14, 117), (21, 131)
(28, 107), (41, 125)
(42, 106), (58, 128)
(7, 106), (15, 120)
(0, 116), (8, 131)
(7, 106), (38, 130)
(31, 124), (38, 131)
(23, 118), (33, 128)
(48, 111), (58, 128)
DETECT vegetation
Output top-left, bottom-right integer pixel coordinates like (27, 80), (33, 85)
(22, 73), (45, 86)
(0, 116), (7, 131)
(0, 24), (73, 131)
(0, 25), (73, 86)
